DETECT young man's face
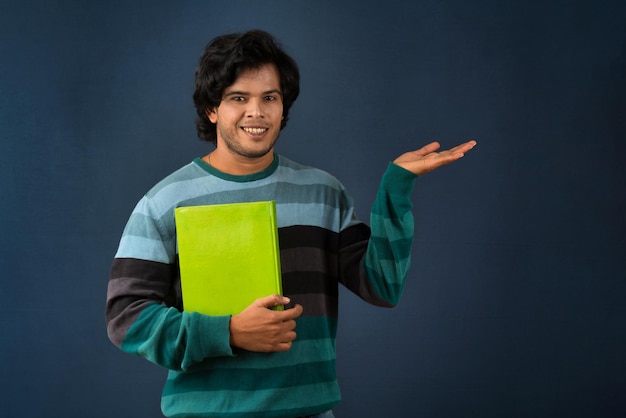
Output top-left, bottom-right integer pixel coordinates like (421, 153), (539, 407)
(207, 63), (284, 160)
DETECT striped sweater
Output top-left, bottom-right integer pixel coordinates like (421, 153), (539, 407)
(106, 154), (417, 418)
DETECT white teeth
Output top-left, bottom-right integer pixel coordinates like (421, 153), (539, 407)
(243, 127), (267, 134)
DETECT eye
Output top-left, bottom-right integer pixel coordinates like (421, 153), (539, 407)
(232, 96), (246, 102)
(264, 95), (277, 101)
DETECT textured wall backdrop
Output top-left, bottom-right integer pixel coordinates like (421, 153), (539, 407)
(1, 1), (625, 417)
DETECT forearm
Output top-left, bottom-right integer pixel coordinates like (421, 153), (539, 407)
(119, 303), (234, 370)
(363, 163), (418, 304)
(106, 257), (235, 371)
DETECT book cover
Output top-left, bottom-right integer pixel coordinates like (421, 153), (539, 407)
(174, 200), (283, 316)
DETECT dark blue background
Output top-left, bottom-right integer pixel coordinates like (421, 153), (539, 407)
(1, 1), (625, 417)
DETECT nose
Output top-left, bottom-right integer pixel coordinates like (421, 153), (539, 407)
(245, 98), (264, 118)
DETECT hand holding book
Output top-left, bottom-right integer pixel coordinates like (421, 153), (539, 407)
(229, 295), (303, 352)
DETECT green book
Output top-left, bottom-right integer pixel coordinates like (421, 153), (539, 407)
(174, 201), (283, 316)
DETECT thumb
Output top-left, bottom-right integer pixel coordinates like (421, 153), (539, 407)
(255, 294), (290, 309)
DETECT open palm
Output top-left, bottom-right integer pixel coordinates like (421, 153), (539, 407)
(393, 140), (477, 175)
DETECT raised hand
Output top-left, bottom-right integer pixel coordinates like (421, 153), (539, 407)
(229, 295), (303, 352)
(393, 140), (477, 176)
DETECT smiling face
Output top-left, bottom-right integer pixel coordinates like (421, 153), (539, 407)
(206, 64), (284, 169)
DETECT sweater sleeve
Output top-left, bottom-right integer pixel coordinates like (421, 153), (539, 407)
(338, 163), (418, 307)
(363, 162), (418, 305)
(105, 197), (235, 371)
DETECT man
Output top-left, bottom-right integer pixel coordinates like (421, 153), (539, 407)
(106, 29), (476, 418)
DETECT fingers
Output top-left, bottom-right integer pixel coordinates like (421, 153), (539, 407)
(262, 304), (301, 352)
(397, 140), (475, 163)
(256, 294), (290, 309)
(425, 140), (476, 159)
(275, 319), (299, 351)
(274, 340), (295, 352)
(270, 304), (302, 351)
(448, 140), (477, 157)
(422, 140), (476, 156)
(281, 303), (303, 319)
(414, 141), (441, 156)
(393, 139), (476, 175)
(255, 295), (303, 318)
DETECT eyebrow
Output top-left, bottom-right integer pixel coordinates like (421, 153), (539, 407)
(223, 89), (283, 98)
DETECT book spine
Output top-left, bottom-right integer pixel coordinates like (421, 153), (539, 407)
(270, 201), (284, 311)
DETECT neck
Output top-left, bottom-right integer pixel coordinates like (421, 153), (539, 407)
(203, 149), (275, 175)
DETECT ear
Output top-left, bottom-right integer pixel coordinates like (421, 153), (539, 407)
(205, 107), (218, 123)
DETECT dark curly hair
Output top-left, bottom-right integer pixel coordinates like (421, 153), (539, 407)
(193, 30), (300, 144)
